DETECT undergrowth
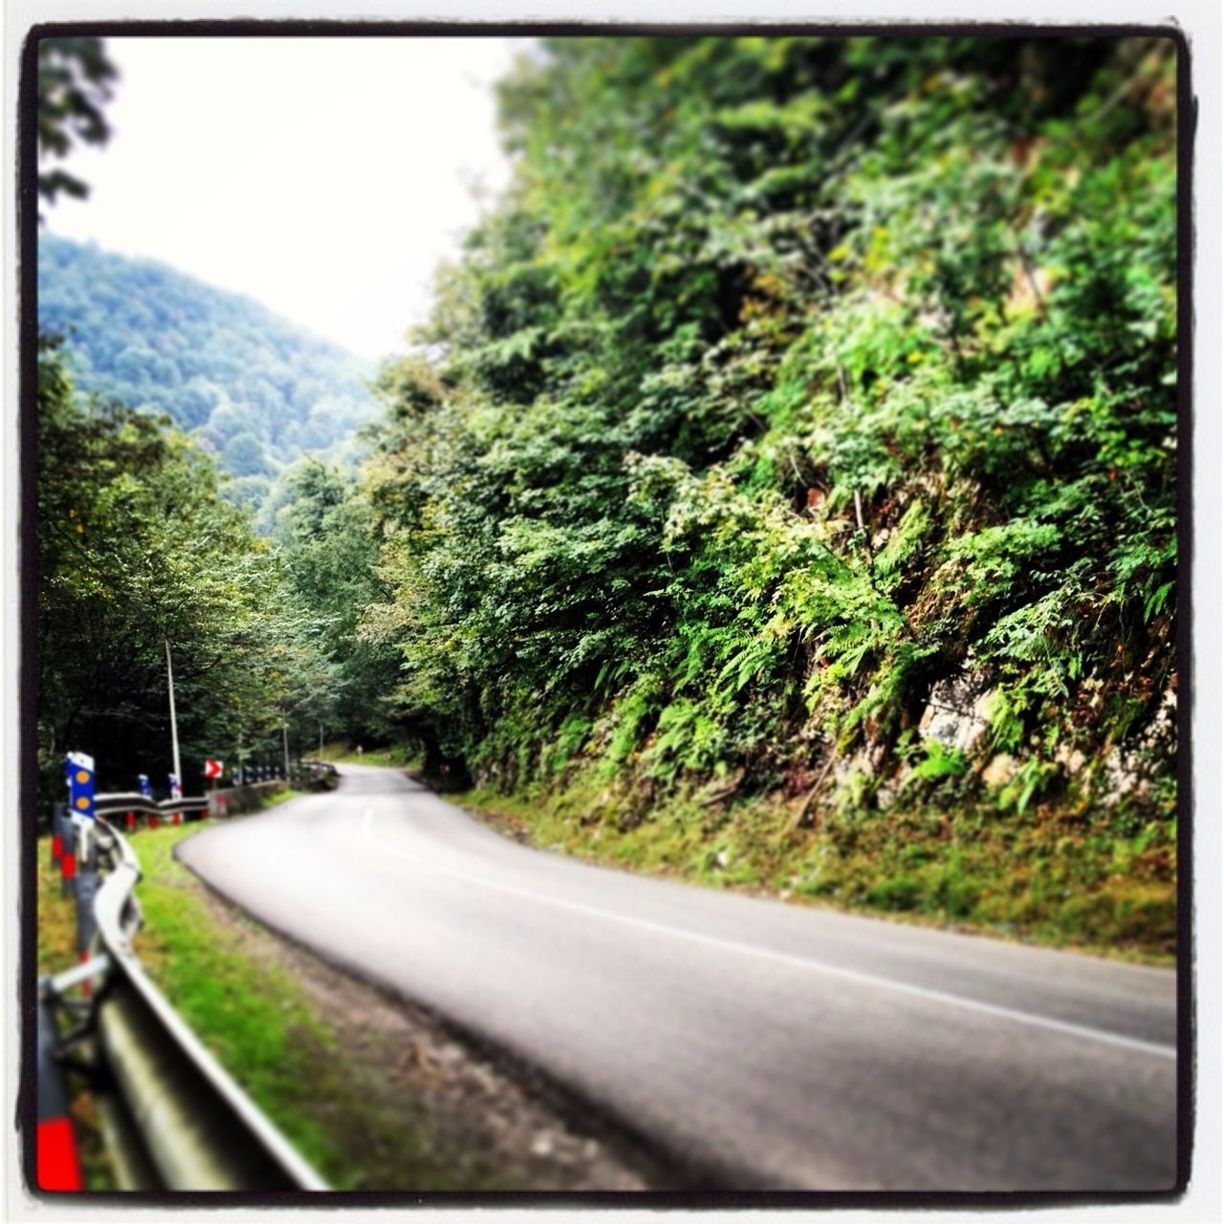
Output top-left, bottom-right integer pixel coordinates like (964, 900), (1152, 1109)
(357, 36), (1179, 956)
(457, 768), (1175, 964)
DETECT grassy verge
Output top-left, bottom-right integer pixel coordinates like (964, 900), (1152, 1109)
(455, 772), (1176, 965)
(316, 741), (421, 770)
(36, 838), (79, 978)
(257, 787), (304, 809)
(129, 824), (345, 1182)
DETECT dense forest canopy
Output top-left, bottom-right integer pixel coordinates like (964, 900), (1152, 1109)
(38, 234), (382, 515)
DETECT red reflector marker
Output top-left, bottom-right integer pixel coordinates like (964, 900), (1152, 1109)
(51, 836), (63, 862)
(36, 1117), (83, 1191)
(61, 856), (76, 881)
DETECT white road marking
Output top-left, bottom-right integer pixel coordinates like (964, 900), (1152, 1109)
(362, 807), (1176, 1062)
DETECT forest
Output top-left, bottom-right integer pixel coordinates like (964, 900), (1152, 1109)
(37, 35), (1179, 954)
(38, 233), (381, 515)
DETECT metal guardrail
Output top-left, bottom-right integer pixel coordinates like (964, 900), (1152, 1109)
(93, 793), (208, 817)
(40, 798), (329, 1191)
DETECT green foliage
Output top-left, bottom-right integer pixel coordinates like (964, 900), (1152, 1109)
(996, 758), (1059, 815)
(910, 740), (969, 783)
(38, 235), (380, 501)
(269, 457), (403, 742)
(36, 37), (117, 211)
(362, 36), (1176, 840)
(36, 340), (334, 804)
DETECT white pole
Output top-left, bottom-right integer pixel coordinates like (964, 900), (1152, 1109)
(318, 720), (324, 758)
(283, 723), (291, 778)
(165, 638), (182, 791)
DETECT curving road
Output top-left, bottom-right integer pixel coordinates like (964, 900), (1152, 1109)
(177, 764), (1179, 1191)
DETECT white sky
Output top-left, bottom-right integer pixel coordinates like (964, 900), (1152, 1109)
(44, 37), (526, 361)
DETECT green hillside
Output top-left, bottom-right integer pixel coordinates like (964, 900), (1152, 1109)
(37, 233), (381, 512)
(34, 34), (1179, 956)
(349, 35), (1178, 954)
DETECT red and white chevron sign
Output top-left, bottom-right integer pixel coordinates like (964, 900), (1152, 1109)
(203, 759), (223, 779)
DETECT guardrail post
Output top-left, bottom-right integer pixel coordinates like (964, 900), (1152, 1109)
(51, 802), (67, 869)
(36, 991), (83, 1191)
(75, 869), (99, 958)
(74, 862), (100, 997)
(55, 804), (77, 895)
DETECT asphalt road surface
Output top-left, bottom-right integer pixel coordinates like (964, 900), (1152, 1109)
(178, 764), (1179, 1191)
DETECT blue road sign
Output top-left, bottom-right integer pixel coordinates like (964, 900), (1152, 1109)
(66, 752), (95, 822)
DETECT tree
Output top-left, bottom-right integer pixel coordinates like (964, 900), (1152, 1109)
(36, 338), (333, 804)
(36, 36), (117, 211)
(271, 457), (402, 744)
(362, 36), (1176, 816)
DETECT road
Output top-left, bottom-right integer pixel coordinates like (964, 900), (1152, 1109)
(177, 764), (1179, 1191)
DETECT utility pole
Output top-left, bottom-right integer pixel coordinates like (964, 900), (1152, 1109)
(282, 723), (291, 779)
(318, 720), (324, 758)
(165, 639), (182, 793)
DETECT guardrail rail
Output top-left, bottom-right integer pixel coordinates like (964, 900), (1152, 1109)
(38, 792), (330, 1192)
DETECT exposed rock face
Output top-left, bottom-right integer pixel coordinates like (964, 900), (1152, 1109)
(1099, 684), (1177, 805)
(1055, 744), (1087, 776)
(918, 665), (995, 755)
(982, 753), (1019, 788)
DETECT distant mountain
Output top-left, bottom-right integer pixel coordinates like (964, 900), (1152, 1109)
(37, 233), (382, 511)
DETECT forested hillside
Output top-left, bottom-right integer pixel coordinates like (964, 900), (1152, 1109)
(36, 329), (398, 801)
(345, 36), (1178, 953)
(36, 34), (1179, 957)
(38, 234), (381, 512)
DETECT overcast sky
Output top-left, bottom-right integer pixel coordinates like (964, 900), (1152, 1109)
(44, 37), (526, 362)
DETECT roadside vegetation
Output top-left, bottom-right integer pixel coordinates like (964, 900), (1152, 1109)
(37, 35), (1179, 959)
(315, 741), (421, 770)
(124, 825), (348, 1182)
(353, 37), (1178, 955)
(459, 783), (1174, 963)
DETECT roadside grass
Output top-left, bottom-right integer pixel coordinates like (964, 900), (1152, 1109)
(257, 787), (304, 809)
(130, 824), (340, 1180)
(455, 776), (1176, 966)
(36, 839), (78, 978)
(317, 741), (421, 770)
